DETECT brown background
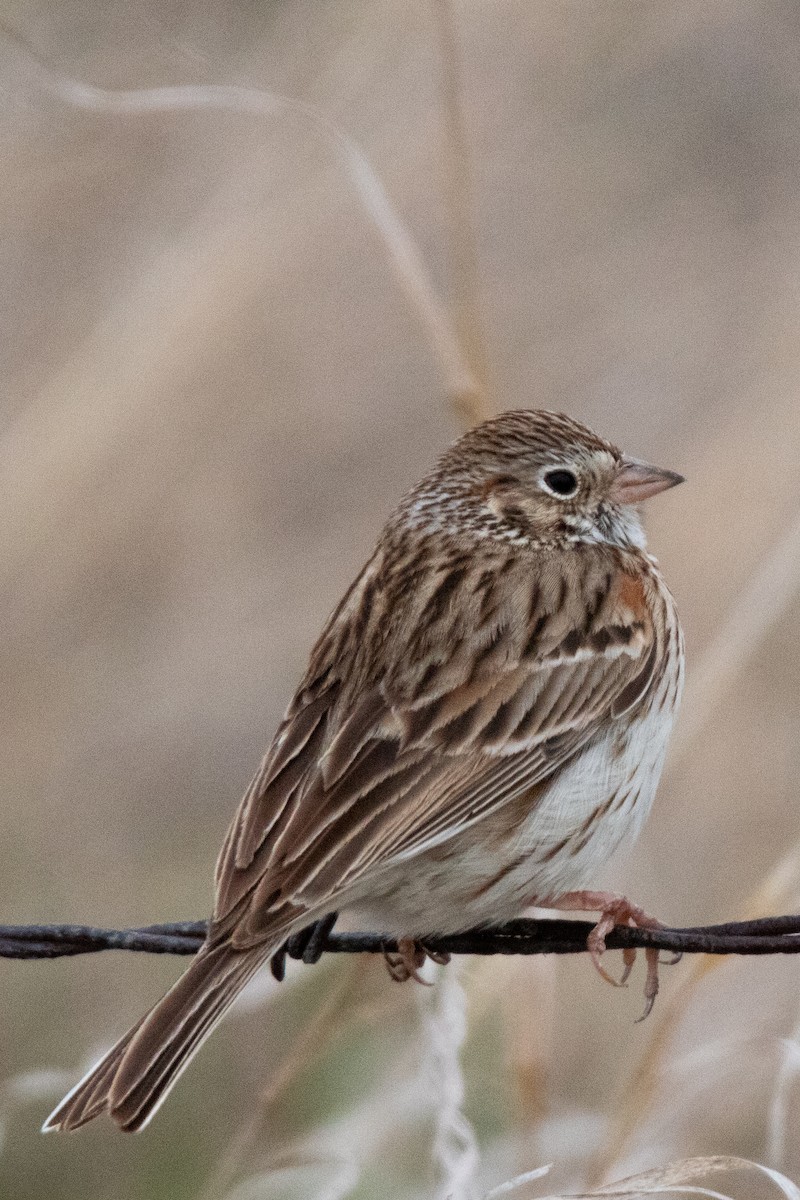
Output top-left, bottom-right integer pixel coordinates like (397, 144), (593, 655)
(2, 2), (800, 1197)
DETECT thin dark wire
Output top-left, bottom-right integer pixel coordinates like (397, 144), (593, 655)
(2, 915), (800, 964)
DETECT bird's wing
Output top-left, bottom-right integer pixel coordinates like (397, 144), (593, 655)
(212, 551), (663, 944)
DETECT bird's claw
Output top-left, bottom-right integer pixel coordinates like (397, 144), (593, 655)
(383, 937), (450, 984)
(553, 890), (668, 1019)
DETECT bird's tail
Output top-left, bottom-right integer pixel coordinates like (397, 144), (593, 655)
(42, 941), (273, 1133)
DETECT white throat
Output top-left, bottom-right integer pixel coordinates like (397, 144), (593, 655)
(564, 505), (647, 551)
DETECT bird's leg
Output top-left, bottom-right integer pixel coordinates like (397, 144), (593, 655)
(549, 890), (666, 1019)
(383, 937), (450, 984)
(384, 937), (428, 983)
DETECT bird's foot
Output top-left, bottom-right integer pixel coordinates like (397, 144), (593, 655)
(550, 890), (670, 1020)
(383, 937), (451, 984)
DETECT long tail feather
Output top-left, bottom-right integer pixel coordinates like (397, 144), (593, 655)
(43, 942), (272, 1133)
(42, 1020), (146, 1132)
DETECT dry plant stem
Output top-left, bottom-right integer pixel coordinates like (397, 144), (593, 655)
(767, 997), (800, 1170)
(419, 962), (480, 1200)
(195, 960), (363, 1200)
(530, 1154), (800, 1199)
(485, 1163), (553, 1199)
(502, 957), (557, 1130)
(432, 0), (494, 427)
(587, 958), (716, 1187)
(1, 22), (477, 410)
(590, 847), (800, 1186)
(670, 504), (800, 767)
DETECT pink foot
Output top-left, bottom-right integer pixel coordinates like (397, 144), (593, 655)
(383, 937), (451, 984)
(549, 890), (667, 1020)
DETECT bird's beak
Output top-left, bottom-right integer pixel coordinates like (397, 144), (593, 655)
(610, 456), (685, 505)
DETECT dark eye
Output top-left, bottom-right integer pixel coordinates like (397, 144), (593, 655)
(543, 469), (578, 497)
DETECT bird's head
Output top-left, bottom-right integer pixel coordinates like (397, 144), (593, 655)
(405, 409), (684, 552)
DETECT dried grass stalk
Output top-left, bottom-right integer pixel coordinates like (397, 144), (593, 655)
(3, 22), (477, 417)
(490, 1155), (800, 1199)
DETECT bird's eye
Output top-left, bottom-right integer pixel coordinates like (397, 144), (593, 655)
(542, 469), (579, 497)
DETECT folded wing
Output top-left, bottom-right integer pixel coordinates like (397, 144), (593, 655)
(212, 547), (661, 945)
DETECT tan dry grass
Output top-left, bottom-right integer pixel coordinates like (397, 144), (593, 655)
(3, 3), (800, 1199)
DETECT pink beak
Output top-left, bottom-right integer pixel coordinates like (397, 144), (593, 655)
(610, 456), (685, 505)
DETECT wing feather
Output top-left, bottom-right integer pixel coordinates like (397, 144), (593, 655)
(214, 547), (664, 942)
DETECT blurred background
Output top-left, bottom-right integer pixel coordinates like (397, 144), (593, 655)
(3, 1), (800, 1197)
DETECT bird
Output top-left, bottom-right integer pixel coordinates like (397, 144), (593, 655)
(44, 408), (684, 1133)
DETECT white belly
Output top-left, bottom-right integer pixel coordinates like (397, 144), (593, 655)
(357, 672), (680, 937)
(506, 705), (671, 903)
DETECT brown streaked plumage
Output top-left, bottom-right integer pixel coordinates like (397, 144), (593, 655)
(44, 409), (684, 1133)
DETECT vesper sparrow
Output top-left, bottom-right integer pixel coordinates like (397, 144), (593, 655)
(45, 409), (684, 1132)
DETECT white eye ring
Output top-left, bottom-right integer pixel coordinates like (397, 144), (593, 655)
(541, 468), (579, 498)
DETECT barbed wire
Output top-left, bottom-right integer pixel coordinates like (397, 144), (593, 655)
(3, 914), (800, 982)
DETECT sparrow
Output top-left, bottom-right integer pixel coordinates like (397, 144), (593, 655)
(44, 409), (684, 1133)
